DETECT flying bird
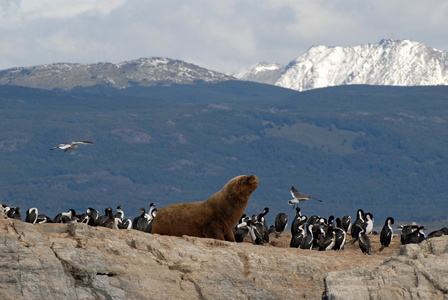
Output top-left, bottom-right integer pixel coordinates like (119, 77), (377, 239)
(50, 141), (94, 152)
(288, 186), (323, 206)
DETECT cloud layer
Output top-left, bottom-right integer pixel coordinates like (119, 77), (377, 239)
(1, 0), (447, 73)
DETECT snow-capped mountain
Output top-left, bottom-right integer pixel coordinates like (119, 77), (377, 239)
(0, 57), (235, 90)
(234, 39), (448, 91)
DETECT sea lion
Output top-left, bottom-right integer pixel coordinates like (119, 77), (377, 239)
(151, 174), (258, 241)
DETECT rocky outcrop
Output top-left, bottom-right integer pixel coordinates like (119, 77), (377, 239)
(1, 216), (446, 299)
(323, 235), (448, 300)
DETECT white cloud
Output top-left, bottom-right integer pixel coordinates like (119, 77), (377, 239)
(210, 0), (236, 16)
(9, 0), (125, 20)
(0, 0), (447, 73)
(265, 0), (356, 38)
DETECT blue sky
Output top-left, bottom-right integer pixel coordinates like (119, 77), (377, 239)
(1, 0), (447, 73)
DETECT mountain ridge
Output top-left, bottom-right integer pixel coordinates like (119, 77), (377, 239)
(0, 57), (235, 90)
(1, 39), (447, 92)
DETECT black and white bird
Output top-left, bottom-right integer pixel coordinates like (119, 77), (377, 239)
(133, 203), (157, 233)
(98, 207), (119, 229)
(25, 208), (38, 224)
(307, 215), (321, 225)
(115, 205), (124, 222)
(253, 207), (270, 243)
(233, 215), (249, 242)
(50, 141), (94, 152)
(54, 209), (77, 223)
(98, 208), (111, 226)
(358, 225), (371, 255)
(7, 206), (21, 220)
(246, 219), (265, 245)
(427, 227), (448, 238)
(379, 217), (394, 251)
(312, 223), (327, 249)
(36, 214), (53, 223)
(119, 219), (132, 230)
(406, 226), (426, 244)
(86, 207), (100, 226)
(145, 207), (158, 233)
(2, 204), (11, 216)
(78, 213), (90, 224)
(290, 207), (302, 234)
(288, 186), (323, 207)
(364, 213), (374, 235)
(332, 226), (347, 251)
(133, 207), (147, 231)
(291, 213), (307, 237)
(350, 209), (365, 243)
(254, 207), (269, 225)
(399, 223), (419, 244)
(319, 226), (336, 251)
(274, 212), (288, 238)
(300, 224), (314, 250)
(290, 224), (306, 248)
(340, 215), (352, 233)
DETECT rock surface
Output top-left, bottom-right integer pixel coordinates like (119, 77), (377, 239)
(0, 216), (446, 299)
(323, 236), (448, 300)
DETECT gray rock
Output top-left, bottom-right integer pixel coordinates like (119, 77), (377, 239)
(1, 217), (447, 299)
(323, 236), (448, 300)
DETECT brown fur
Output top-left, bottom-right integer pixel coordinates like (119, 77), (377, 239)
(151, 175), (258, 241)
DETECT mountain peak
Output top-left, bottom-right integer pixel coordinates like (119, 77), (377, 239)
(235, 39), (448, 91)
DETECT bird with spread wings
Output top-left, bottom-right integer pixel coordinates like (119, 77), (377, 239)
(50, 141), (95, 152)
(288, 186), (323, 207)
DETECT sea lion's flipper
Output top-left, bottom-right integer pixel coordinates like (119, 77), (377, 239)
(224, 231), (236, 242)
(202, 225), (225, 241)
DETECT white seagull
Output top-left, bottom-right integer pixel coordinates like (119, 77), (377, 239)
(288, 186), (323, 206)
(50, 141), (95, 152)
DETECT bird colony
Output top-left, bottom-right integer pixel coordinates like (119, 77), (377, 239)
(2, 185), (445, 254)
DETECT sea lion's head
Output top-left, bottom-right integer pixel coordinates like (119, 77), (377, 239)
(229, 174), (258, 200)
(240, 174), (258, 189)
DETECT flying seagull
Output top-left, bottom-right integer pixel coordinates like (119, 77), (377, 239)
(288, 186), (323, 206)
(50, 141), (95, 152)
